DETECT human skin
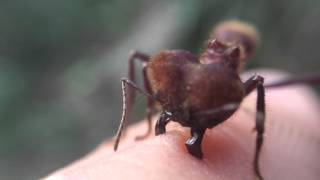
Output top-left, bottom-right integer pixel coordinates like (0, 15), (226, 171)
(44, 70), (320, 180)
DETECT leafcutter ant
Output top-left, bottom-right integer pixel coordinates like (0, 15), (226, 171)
(113, 20), (320, 180)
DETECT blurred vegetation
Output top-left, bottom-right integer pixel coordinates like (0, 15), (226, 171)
(0, 0), (319, 179)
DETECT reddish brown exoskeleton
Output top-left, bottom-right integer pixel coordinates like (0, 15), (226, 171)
(113, 20), (320, 180)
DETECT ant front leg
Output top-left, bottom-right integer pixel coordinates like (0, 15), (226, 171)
(185, 103), (241, 159)
(243, 75), (265, 180)
(185, 127), (206, 159)
(155, 111), (172, 135)
(127, 51), (155, 140)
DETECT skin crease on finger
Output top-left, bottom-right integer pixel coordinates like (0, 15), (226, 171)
(45, 70), (320, 180)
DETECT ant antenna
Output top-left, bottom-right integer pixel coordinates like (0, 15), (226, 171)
(114, 78), (158, 151)
(114, 79), (129, 151)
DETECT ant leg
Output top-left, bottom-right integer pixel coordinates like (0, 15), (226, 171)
(114, 78), (154, 151)
(126, 51), (155, 140)
(128, 50), (149, 81)
(186, 103), (240, 159)
(155, 112), (172, 135)
(185, 127), (206, 159)
(135, 65), (155, 140)
(134, 99), (153, 140)
(127, 51), (149, 107)
(244, 75), (265, 180)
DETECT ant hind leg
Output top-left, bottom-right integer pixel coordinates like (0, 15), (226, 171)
(126, 50), (150, 118)
(244, 75), (265, 180)
(124, 51), (155, 140)
(134, 62), (155, 140)
(135, 99), (153, 140)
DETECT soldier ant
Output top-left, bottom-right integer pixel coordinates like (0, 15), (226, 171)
(113, 20), (320, 180)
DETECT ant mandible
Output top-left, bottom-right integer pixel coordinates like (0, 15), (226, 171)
(113, 20), (320, 180)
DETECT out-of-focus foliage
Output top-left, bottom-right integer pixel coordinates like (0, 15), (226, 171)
(0, 0), (319, 179)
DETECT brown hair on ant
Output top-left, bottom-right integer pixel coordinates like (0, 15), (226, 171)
(113, 20), (320, 180)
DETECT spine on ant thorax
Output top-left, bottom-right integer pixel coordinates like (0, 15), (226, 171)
(212, 20), (259, 61)
(200, 20), (259, 72)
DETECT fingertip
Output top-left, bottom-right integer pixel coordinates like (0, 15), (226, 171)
(46, 69), (320, 180)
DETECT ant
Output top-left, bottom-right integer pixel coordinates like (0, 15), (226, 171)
(113, 20), (320, 180)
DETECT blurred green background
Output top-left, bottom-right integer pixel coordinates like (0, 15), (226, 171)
(0, 0), (319, 179)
